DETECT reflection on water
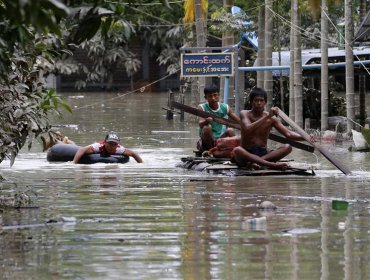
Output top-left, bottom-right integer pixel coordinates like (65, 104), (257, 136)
(1, 92), (370, 279)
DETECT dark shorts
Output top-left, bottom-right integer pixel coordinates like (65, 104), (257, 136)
(196, 138), (217, 152)
(247, 147), (268, 157)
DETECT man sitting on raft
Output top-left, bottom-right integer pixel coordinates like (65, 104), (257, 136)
(232, 88), (308, 170)
(73, 132), (143, 164)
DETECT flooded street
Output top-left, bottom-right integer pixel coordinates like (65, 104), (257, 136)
(1, 92), (370, 279)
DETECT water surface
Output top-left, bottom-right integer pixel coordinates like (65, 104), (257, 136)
(1, 92), (370, 279)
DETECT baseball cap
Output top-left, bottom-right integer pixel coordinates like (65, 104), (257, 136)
(105, 132), (120, 144)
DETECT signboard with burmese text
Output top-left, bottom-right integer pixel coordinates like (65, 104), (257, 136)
(181, 53), (234, 77)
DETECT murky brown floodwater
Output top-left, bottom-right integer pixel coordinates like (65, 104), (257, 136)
(1, 91), (370, 279)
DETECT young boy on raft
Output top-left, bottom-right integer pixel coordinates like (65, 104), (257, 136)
(197, 84), (240, 158)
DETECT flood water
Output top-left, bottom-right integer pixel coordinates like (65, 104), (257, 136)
(1, 92), (370, 279)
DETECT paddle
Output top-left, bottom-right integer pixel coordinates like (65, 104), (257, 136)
(171, 101), (315, 153)
(277, 108), (351, 175)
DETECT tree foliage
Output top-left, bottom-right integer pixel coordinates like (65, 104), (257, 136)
(132, 0), (185, 75)
(0, 0), (186, 165)
(61, 1), (185, 89)
(0, 1), (73, 165)
(72, 7), (139, 90)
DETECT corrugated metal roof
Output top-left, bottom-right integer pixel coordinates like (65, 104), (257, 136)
(269, 46), (370, 76)
(272, 47), (370, 66)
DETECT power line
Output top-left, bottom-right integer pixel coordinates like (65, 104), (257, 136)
(323, 8), (370, 77)
(74, 70), (180, 111)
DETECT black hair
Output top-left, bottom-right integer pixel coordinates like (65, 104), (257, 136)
(204, 84), (219, 96)
(249, 88), (267, 102)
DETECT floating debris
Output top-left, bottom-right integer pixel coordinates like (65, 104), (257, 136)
(243, 216), (267, 231)
(282, 228), (320, 235)
(258, 201), (277, 210)
(332, 200), (349, 210)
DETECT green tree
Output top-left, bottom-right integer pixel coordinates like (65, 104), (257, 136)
(0, 0), (72, 165)
(64, 3), (140, 90)
(65, 1), (184, 91)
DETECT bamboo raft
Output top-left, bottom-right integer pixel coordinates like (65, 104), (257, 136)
(177, 156), (316, 176)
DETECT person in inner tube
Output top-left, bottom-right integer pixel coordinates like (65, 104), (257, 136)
(41, 130), (75, 152)
(72, 131), (143, 164)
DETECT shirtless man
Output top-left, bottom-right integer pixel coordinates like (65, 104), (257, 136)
(232, 88), (306, 170)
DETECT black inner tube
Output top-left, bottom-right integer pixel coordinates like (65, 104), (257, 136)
(46, 143), (129, 164)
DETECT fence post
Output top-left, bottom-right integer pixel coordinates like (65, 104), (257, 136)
(166, 89), (174, 120)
